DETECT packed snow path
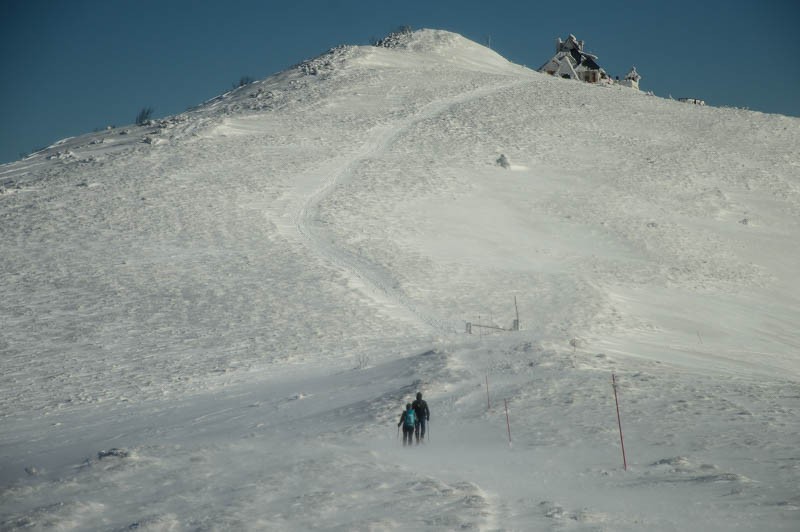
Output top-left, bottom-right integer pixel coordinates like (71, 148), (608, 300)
(284, 80), (534, 334)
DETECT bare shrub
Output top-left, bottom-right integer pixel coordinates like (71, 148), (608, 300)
(135, 107), (154, 125)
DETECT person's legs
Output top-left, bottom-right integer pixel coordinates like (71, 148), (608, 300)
(414, 420), (420, 443)
(419, 418), (426, 442)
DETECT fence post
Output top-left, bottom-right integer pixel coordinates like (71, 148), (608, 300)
(612, 373), (628, 470)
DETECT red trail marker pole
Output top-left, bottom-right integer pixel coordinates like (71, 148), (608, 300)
(612, 373), (628, 470)
(504, 399), (512, 448)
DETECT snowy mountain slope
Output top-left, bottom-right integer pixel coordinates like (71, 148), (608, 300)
(1, 29), (799, 530)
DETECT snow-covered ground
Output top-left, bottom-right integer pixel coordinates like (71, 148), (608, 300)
(1, 29), (798, 530)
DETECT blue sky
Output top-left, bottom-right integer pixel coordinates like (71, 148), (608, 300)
(1, 0), (798, 164)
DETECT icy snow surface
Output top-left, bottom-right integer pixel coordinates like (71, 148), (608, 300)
(1, 29), (799, 530)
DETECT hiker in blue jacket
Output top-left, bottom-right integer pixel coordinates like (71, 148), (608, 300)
(412, 392), (430, 444)
(398, 403), (416, 446)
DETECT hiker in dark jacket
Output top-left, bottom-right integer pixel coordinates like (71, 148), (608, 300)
(412, 392), (430, 444)
(398, 403), (416, 446)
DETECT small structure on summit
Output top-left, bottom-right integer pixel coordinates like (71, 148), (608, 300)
(618, 66), (641, 90)
(538, 35), (641, 90)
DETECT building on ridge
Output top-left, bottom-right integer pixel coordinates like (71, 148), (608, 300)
(538, 35), (642, 91)
(677, 97), (706, 106)
(538, 34), (610, 84)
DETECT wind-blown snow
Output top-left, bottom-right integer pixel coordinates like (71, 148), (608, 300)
(1, 29), (798, 530)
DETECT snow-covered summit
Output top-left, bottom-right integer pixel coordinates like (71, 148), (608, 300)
(1, 29), (520, 174)
(370, 28), (515, 72)
(291, 28), (520, 83)
(372, 27), (485, 55)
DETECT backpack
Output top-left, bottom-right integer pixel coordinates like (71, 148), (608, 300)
(404, 409), (416, 428)
(413, 399), (427, 418)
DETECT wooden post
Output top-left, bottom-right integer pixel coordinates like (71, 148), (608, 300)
(514, 296), (520, 330)
(505, 399), (512, 447)
(612, 373), (628, 470)
(486, 375), (490, 411)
